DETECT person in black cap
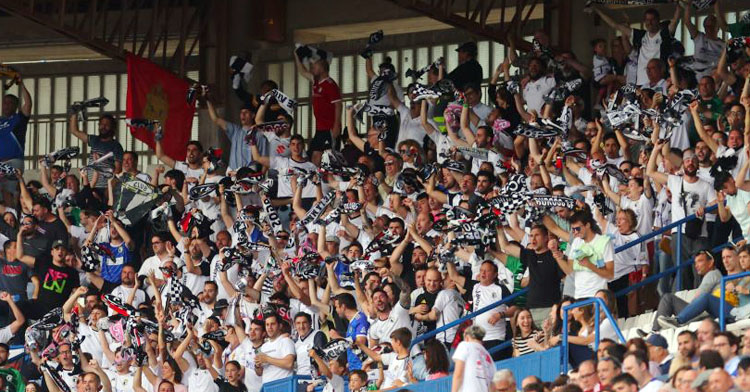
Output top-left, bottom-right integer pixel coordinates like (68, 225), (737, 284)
(447, 41), (483, 91)
(18, 237), (79, 318)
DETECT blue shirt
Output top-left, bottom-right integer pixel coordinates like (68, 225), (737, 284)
(99, 242), (132, 284)
(0, 113), (29, 160)
(346, 312), (370, 370)
(225, 122), (267, 170)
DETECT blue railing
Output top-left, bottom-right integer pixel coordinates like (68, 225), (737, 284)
(614, 235), (746, 298)
(410, 287), (529, 347)
(561, 298), (625, 373)
(613, 205), (718, 293)
(719, 271), (750, 330)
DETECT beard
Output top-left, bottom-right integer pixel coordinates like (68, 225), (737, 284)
(684, 166), (698, 177)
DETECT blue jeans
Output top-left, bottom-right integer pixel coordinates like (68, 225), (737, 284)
(655, 248), (672, 296)
(676, 293), (734, 324)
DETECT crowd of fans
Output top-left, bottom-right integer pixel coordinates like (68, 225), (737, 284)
(0, 1), (749, 392)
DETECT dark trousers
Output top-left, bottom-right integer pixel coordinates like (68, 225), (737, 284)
(484, 338), (512, 361)
(652, 293), (689, 331)
(608, 274), (629, 319)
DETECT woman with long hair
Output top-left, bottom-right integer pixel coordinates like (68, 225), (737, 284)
(512, 308), (545, 357)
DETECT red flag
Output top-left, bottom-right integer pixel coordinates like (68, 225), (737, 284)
(126, 54), (195, 161)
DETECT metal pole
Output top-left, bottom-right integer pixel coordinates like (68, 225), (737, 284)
(720, 277), (726, 331)
(676, 226), (682, 291)
(594, 300), (600, 356)
(562, 307), (569, 373)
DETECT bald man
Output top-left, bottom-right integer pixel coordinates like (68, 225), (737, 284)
(708, 369), (735, 392)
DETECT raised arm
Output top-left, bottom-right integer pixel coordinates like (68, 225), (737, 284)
(669, 3), (682, 36)
(154, 139), (177, 169)
(68, 113), (90, 144)
(206, 99), (228, 131)
(496, 228), (522, 259)
(107, 211), (134, 249)
(459, 104), (477, 146)
(346, 106), (366, 152)
(683, 4), (698, 39)
(294, 50), (314, 82)
(592, 6), (633, 38)
(18, 76), (32, 117)
(689, 101), (719, 153)
(420, 100), (440, 136)
(646, 141), (669, 187)
(0, 292), (25, 335)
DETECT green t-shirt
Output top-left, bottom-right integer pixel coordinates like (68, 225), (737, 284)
(505, 255), (527, 306)
(729, 22), (750, 39)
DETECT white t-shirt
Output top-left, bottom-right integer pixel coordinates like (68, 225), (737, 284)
(322, 374), (346, 392)
(593, 54), (612, 82)
(0, 325), (12, 344)
(522, 76), (556, 113)
(230, 339), (263, 392)
(432, 289), (464, 343)
(139, 254), (166, 280)
(640, 379), (665, 392)
(265, 133), (291, 159)
(640, 78), (667, 95)
(567, 234), (615, 299)
(620, 193), (655, 236)
(381, 352), (410, 389)
(692, 32), (724, 80)
(727, 188), (750, 239)
(209, 253), (239, 301)
(451, 341), (495, 392)
(396, 103), (430, 146)
(472, 283), (507, 341)
(259, 336), (296, 384)
(294, 331), (320, 377)
(636, 31), (662, 85)
(605, 225), (643, 281)
(105, 370), (136, 392)
(429, 129), (453, 164)
(271, 156), (318, 198)
(667, 175), (716, 236)
(368, 303), (415, 343)
(185, 367), (218, 392)
(108, 286), (146, 315)
(174, 161), (205, 185)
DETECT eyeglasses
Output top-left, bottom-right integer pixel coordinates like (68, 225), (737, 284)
(152, 241), (162, 245)
(580, 372), (597, 379)
(571, 226), (583, 233)
(277, 236), (289, 241)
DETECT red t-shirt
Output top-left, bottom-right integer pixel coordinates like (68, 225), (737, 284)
(312, 77), (341, 131)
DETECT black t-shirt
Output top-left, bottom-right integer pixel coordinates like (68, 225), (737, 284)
(414, 290), (439, 332)
(33, 255), (79, 314)
(39, 218), (69, 245)
(0, 258), (31, 300)
(215, 378), (248, 392)
(23, 233), (52, 259)
(447, 59), (483, 91)
(519, 248), (564, 308)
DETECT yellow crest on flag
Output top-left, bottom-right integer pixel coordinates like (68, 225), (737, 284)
(143, 83), (169, 125)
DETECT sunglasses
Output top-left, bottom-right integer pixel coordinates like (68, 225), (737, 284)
(571, 226), (583, 233)
(385, 161), (395, 166)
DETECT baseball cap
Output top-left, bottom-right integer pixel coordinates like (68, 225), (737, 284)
(646, 334), (668, 349)
(325, 236), (340, 244)
(691, 370), (713, 388)
(52, 240), (68, 250)
(456, 41), (478, 57)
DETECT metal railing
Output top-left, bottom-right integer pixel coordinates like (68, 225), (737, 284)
(719, 271), (750, 330)
(561, 298), (625, 373)
(411, 287), (529, 347)
(614, 204), (718, 294)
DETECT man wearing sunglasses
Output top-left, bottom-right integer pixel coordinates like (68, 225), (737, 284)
(549, 210), (614, 299)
